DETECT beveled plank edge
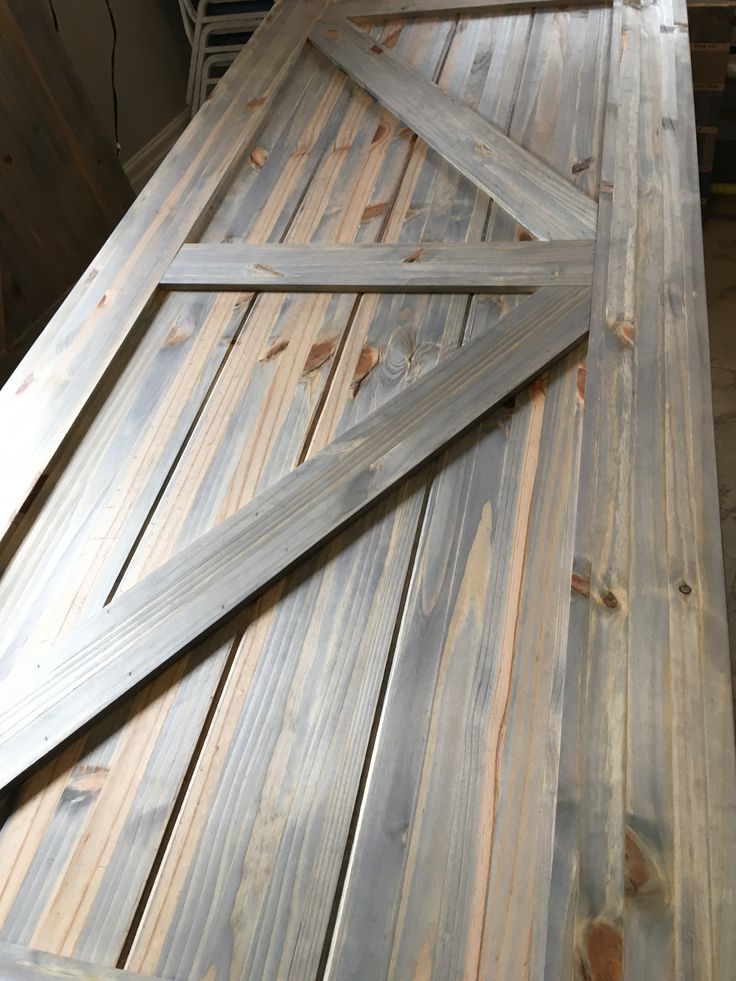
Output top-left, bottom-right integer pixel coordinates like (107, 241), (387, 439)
(310, 15), (599, 240)
(160, 241), (596, 291)
(0, 0), (331, 544)
(333, 0), (612, 15)
(0, 942), (167, 981)
(0, 287), (591, 790)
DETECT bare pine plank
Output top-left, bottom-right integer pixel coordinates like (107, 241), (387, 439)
(0, 943), (157, 981)
(309, 15), (599, 240)
(161, 241), (594, 291)
(0, 285), (590, 791)
(0, 0), (330, 542)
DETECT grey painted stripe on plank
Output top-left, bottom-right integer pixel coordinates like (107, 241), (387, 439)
(161, 241), (595, 291)
(0, 0), (330, 543)
(309, 16), (599, 241)
(0, 285), (591, 790)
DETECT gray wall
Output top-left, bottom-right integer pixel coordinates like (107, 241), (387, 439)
(52, 0), (189, 166)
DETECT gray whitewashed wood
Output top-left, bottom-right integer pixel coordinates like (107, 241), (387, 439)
(309, 16), (599, 241)
(0, 0), (330, 544)
(325, 8), (609, 975)
(0, 20), (457, 963)
(546, 0), (736, 976)
(161, 241), (595, 291)
(0, 286), (591, 790)
(126, 17), (534, 976)
(335, 0), (609, 13)
(0, 943), (159, 981)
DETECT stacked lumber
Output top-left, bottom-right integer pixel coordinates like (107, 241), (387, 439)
(0, 1), (732, 978)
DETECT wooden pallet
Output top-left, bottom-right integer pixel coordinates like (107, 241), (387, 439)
(0, 1), (732, 978)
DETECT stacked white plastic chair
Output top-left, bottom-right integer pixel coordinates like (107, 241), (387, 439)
(177, 0), (272, 114)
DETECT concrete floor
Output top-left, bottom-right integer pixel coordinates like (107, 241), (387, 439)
(706, 219), (736, 700)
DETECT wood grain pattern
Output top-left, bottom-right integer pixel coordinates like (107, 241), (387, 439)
(0, 36), (386, 960)
(0, 943), (157, 981)
(128, 17), (535, 976)
(0, 0), (330, 543)
(546, 0), (736, 976)
(0, 3), (731, 977)
(309, 15), (599, 240)
(325, 8), (609, 975)
(0, 19), (439, 961)
(0, 285), (590, 791)
(335, 0), (609, 13)
(161, 241), (594, 291)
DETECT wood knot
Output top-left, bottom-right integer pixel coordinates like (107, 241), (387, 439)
(571, 572), (591, 597)
(164, 325), (190, 348)
(625, 828), (653, 897)
(352, 345), (380, 397)
(370, 43), (384, 54)
(245, 96), (267, 110)
(254, 262), (283, 278)
(67, 764), (109, 795)
(577, 363), (587, 403)
(260, 336), (290, 362)
(601, 589), (619, 610)
(572, 157), (592, 175)
(610, 320), (635, 348)
(578, 919), (622, 981)
(303, 336), (338, 375)
(361, 201), (387, 222)
(371, 122), (389, 144)
(249, 146), (269, 169)
(678, 582), (692, 595)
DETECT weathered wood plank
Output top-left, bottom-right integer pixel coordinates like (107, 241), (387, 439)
(161, 241), (594, 291)
(127, 17), (533, 976)
(324, 8), (609, 975)
(0, 40), (369, 957)
(309, 15), (598, 240)
(0, 943), (157, 981)
(0, 20), (432, 960)
(0, 0), (330, 543)
(335, 0), (609, 13)
(546, 0), (736, 975)
(0, 285), (590, 791)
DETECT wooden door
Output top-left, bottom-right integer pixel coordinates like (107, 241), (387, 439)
(0, 1), (732, 978)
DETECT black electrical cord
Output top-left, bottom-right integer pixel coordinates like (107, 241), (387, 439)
(103, 0), (121, 156)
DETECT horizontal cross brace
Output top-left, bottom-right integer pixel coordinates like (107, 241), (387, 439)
(160, 241), (595, 292)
